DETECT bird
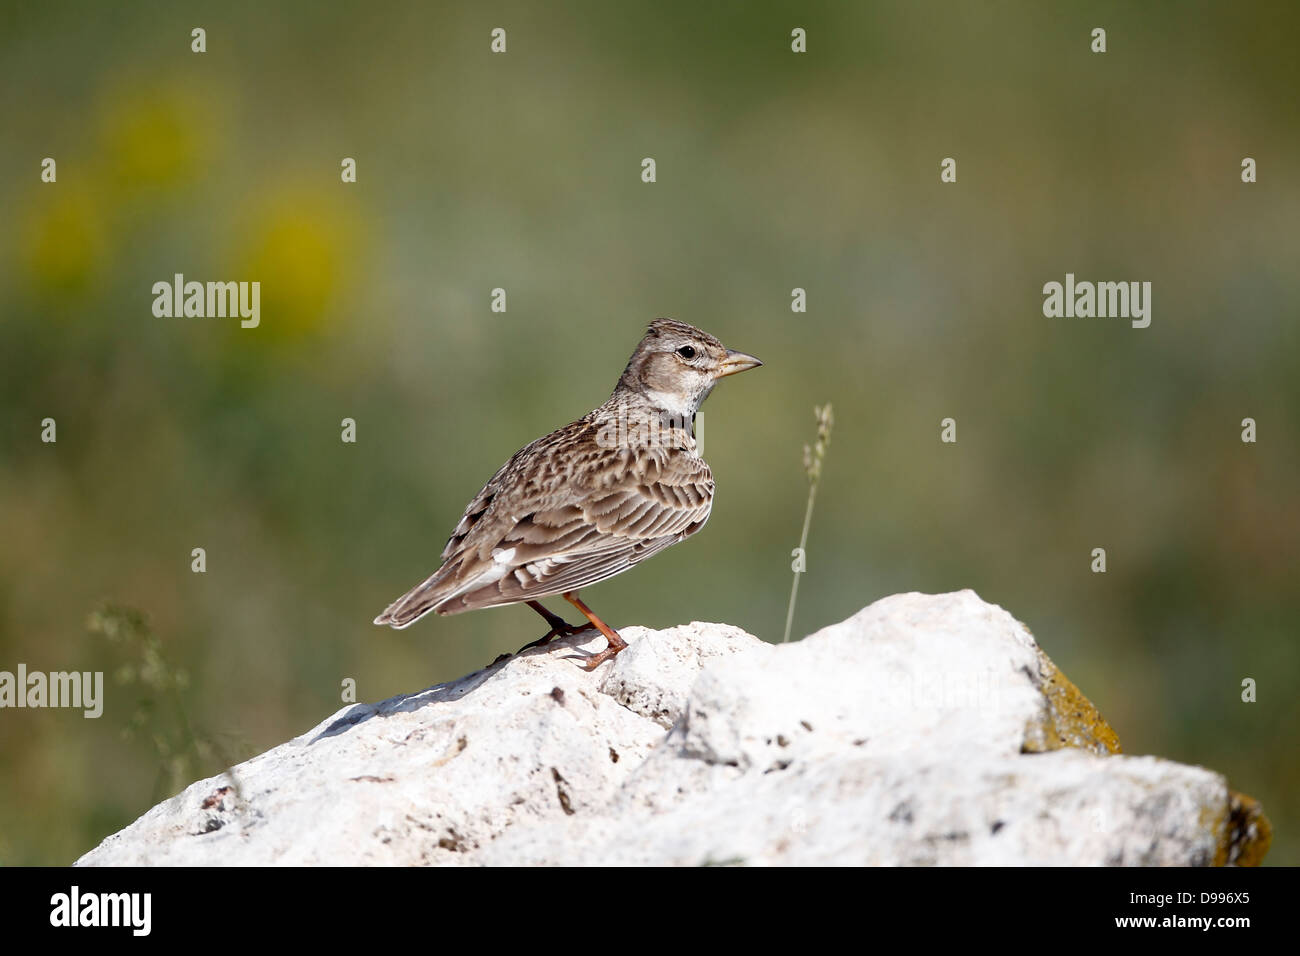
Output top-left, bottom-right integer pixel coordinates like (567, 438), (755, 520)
(373, 318), (763, 670)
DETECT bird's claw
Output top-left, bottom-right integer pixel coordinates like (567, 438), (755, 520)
(517, 621), (587, 654)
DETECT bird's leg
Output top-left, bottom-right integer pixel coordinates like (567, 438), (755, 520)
(517, 600), (587, 652)
(563, 591), (628, 671)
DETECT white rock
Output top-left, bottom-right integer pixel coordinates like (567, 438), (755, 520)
(77, 626), (712, 866)
(76, 591), (1267, 867)
(484, 749), (1227, 866)
(599, 621), (765, 728)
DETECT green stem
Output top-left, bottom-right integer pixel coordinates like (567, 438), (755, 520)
(783, 480), (819, 643)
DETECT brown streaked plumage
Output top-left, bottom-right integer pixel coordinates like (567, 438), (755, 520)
(373, 318), (762, 670)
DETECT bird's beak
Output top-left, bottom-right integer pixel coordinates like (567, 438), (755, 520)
(716, 349), (763, 378)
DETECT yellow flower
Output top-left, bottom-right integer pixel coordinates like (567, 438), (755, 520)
(100, 86), (209, 189)
(232, 188), (364, 340)
(20, 187), (108, 298)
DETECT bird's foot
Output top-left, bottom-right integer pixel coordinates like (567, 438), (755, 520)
(580, 630), (629, 671)
(560, 591), (628, 671)
(581, 644), (624, 671)
(517, 620), (587, 654)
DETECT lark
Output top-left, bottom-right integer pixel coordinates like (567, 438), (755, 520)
(373, 319), (762, 670)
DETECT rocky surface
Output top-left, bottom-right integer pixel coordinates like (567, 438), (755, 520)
(76, 590), (1270, 866)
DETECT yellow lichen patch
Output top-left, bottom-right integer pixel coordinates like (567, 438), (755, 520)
(1026, 641), (1270, 865)
(1213, 791), (1272, 867)
(1026, 646), (1122, 756)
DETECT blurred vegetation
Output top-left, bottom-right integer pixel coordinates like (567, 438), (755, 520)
(86, 603), (242, 806)
(0, 1), (1296, 865)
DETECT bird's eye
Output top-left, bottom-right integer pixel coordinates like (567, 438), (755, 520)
(676, 346), (696, 359)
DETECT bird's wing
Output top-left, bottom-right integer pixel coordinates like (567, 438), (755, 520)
(444, 439), (715, 612)
(374, 421), (714, 626)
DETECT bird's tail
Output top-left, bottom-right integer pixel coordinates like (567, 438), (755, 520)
(373, 571), (454, 629)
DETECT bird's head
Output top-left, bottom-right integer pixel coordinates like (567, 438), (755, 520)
(617, 318), (763, 418)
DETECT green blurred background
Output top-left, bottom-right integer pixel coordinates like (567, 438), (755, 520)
(1, 1), (1296, 865)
